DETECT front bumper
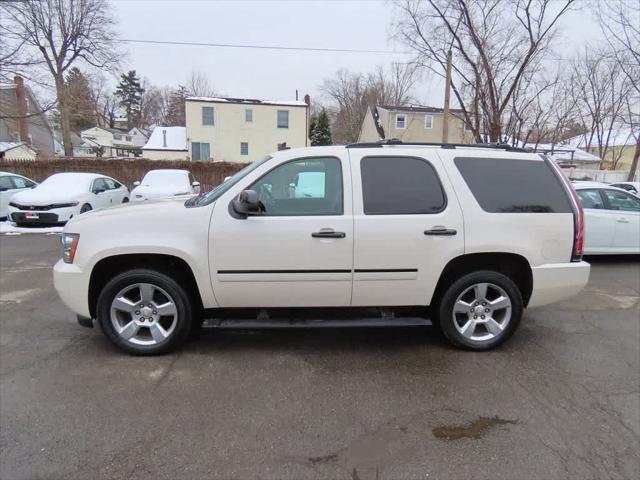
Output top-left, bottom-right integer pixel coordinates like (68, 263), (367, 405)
(9, 205), (78, 224)
(53, 259), (91, 318)
(528, 261), (590, 308)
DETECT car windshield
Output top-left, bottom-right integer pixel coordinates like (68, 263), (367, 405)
(187, 155), (272, 207)
(141, 170), (188, 187)
(39, 174), (91, 194)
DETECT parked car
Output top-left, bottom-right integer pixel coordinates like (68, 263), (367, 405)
(574, 181), (640, 254)
(609, 181), (640, 196)
(8, 172), (129, 226)
(53, 142), (590, 355)
(130, 169), (200, 202)
(0, 171), (37, 220)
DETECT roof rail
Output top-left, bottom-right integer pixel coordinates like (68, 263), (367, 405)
(345, 138), (530, 153)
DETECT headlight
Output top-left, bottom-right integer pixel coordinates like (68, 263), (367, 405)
(54, 202), (79, 208)
(61, 233), (80, 264)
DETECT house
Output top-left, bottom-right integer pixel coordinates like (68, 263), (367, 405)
(128, 127), (150, 148)
(80, 126), (141, 157)
(0, 76), (55, 156)
(358, 105), (473, 144)
(0, 142), (37, 160)
(142, 126), (188, 160)
(185, 95), (310, 162)
(565, 127), (638, 170)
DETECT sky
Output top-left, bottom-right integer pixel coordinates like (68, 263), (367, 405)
(110, 0), (605, 107)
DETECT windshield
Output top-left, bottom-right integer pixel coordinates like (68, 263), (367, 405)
(187, 155), (272, 207)
(39, 174), (91, 194)
(141, 170), (188, 187)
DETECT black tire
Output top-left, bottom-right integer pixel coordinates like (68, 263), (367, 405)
(122, 197), (129, 203)
(436, 270), (523, 351)
(80, 203), (92, 214)
(97, 268), (193, 355)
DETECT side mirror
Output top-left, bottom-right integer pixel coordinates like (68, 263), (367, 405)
(231, 189), (262, 217)
(133, 181), (141, 187)
(223, 176), (232, 183)
(192, 181), (201, 194)
(93, 188), (106, 194)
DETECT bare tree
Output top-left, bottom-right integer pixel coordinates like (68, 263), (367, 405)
(597, 0), (640, 179)
(141, 85), (173, 127)
(186, 69), (217, 97)
(1, 0), (120, 155)
(394, 0), (575, 142)
(320, 63), (418, 143)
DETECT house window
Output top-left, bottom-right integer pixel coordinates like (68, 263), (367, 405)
(202, 106), (214, 125)
(240, 142), (249, 156)
(245, 109), (253, 122)
(125, 135), (132, 141)
(424, 115), (433, 129)
(113, 134), (122, 140)
(396, 114), (406, 129)
(277, 110), (289, 129)
(192, 142), (210, 161)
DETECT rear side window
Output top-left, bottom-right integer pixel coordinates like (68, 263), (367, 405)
(454, 157), (571, 213)
(361, 156), (446, 215)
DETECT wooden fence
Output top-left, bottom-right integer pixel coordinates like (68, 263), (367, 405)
(0, 158), (248, 191)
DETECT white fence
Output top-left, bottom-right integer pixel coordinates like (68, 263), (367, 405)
(562, 167), (638, 183)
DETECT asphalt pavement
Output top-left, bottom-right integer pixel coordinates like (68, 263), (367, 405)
(1, 234), (639, 480)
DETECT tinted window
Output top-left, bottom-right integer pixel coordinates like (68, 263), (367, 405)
(602, 189), (640, 211)
(250, 157), (342, 215)
(92, 178), (107, 192)
(577, 189), (605, 209)
(361, 156), (446, 215)
(0, 177), (13, 190)
(455, 157), (572, 213)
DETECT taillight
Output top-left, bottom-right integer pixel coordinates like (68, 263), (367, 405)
(545, 157), (584, 262)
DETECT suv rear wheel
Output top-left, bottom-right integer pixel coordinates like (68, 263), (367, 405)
(97, 269), (193, 355)
(437, 271), (523, 350)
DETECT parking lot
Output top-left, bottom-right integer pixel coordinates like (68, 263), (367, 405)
(0, 234), (638, 480)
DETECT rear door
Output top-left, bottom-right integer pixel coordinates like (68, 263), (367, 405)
(348, 150), (464, 306)
(576, 189), (615, 251)
(601, 189), (640, 251)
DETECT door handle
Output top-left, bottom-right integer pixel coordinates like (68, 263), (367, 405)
(424, 227), (457, 236)
(616, 218), (630, 223)
(312, 230), (346, 239)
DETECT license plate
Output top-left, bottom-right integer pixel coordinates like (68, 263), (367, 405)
(25, 212), (39, 219)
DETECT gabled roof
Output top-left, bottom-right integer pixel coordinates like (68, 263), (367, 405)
(0, 141), (34, 153)
(143, 126), (187, 151)
(378, 104), (464, 114)
(186, 96), (308, 107)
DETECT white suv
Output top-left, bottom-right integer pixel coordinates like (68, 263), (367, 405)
(53, 142), (590, 355)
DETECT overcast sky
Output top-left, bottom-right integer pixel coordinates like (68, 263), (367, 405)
(110, 0), (605, 106)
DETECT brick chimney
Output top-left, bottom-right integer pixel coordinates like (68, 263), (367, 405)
(14, 75), (30, 145)
(304, 94), (311, 107)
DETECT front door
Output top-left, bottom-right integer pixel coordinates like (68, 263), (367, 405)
(348, 151), (464, 306)
(209, 154), (353, 307)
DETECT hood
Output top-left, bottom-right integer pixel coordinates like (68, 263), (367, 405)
(10, 187), (80, 205)
(131, 184), (192, 199)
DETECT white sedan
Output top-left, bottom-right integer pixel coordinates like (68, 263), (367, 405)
(609, 181), (640, 196)
(8, 172), (129, 226)
(0, 171), (37, 220)
(574, 182), (640, 254)
(130, 169), (200, 202)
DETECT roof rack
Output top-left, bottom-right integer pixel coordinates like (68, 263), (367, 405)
(345, 138), (530, 153)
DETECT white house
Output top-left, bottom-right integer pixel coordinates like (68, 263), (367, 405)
(142, 126), (188, 160)
(80, 126), (141, 157)
(0, 141), (37, 160)
(128, 127), (150, 148)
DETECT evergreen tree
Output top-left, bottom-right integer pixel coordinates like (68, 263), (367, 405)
(310, 108), (332, 146)
(64, 67), (95, 130)
(115, 70), (144, 129)
(166, 85), (188, 126)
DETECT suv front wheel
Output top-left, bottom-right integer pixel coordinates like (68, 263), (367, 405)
(97, 269), (193, 355)
(437, 271), (523, 350)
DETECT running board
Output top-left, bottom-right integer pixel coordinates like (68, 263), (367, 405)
(203, 317), (432, 329)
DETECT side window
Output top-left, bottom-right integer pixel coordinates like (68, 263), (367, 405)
(577, 189), (605, 210)
(395, 114), (406, 129)
(10, 176), (34, 189)
(602, 189), (640, 212)
(424, 114), (433, 129)
(104, 178), (117, 190)
(250, 157), (342, 216)
(192, 142), (210, 161)
(0, 177), (13, 190)
(361, 156), (446, 215)
(455, 157), (572, 213)
(92, 178), (107, 193)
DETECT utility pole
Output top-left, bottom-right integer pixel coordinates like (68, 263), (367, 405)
(442, 49), (453, 143)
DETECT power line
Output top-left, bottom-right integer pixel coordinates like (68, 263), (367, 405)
(120, 38), (410, 55)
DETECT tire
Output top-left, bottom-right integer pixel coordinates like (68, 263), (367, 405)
(80, 203), (92, 214)
(436, 271), (523, 351)
(122, 197), (129, 203)
(96, 268), (193, 355)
